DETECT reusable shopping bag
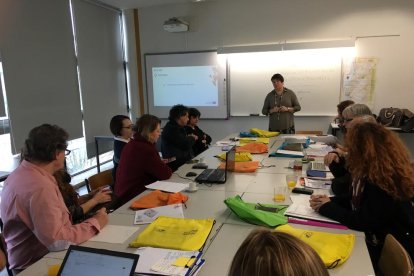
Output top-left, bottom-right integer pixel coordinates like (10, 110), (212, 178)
(276, 224), (355, 268)
(218, 161), (259, 173)
(236, 143), (268, 154)
(224, 195), (288, 227)
(250, 128), (279, 138)
(129, 190), (188, 210)
(239, 137), (270, 145)
(217, 152), (253, 162)
(129, 216), (215, 251)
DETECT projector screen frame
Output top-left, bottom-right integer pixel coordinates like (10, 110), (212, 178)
(144, 50), (228, 119)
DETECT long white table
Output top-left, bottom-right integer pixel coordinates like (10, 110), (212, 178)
(19, 134), (375, 275)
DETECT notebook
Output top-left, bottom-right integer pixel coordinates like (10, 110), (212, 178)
(310, 161), (329, 171)
(195, 145), (235, 184)
(57, 245), (139, 276)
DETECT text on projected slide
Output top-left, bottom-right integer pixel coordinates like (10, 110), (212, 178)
(153, 66), (218, 106)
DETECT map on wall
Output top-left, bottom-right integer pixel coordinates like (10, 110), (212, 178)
(340, 57), (378, 109)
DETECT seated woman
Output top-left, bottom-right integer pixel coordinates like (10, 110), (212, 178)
(54, 169), (112, 224)
(324, 104), (374, 196)
(334, 100), (354, 125)
(115, 114), (172, 205)
(228, 228), (328, 276)
(184, 108), (212, 156)
(110, 115), (134, 181)
(161, 104), (197, 171)
(310, 122), (414, 267)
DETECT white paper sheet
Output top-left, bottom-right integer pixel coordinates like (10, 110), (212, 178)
(145, 181), (189, 193)
(88, 225), (139, 244)
(135, 247), (201, 275)
(285, 203), (339, 224)
(134, 204), (185, 225)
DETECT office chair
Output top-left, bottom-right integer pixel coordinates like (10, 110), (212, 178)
(85, 169), (114, 193)
(378, 234), (413, 276)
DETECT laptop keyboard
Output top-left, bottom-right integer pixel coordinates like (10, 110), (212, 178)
(196, 169), (225, 182)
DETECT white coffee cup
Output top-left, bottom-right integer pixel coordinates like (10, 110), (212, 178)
(188, 182), (197, 192)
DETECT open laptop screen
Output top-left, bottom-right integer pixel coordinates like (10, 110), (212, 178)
(58, 245), (139, 276)
(226, 145), (236, 171)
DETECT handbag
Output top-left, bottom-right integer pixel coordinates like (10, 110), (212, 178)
(378, 107), (404, 127)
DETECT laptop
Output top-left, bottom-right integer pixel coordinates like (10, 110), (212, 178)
(57, 245), (139, 276)
(309, 161), (329, 171)
(195, 145), (236, 184)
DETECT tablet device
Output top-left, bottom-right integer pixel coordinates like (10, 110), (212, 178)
(57, 245), (139, 276)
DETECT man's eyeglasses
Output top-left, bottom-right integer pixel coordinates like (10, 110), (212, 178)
(65, 149), (71, 156)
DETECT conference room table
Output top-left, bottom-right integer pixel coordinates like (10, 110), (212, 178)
(19, 134), (375, 276)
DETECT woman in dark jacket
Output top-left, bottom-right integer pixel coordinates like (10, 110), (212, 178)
(115, 114), (172, 205)
(310, 122), (414, 268)
(161, 104), (197, 171)
(184, 108), (212, 156)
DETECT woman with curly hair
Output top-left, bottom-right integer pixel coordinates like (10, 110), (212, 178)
(310, 122), (414, 267)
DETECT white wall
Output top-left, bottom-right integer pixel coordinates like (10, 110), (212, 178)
(125, 0), (414, 154)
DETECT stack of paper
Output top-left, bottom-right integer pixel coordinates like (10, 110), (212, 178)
(145, 181), (189, 193)
(134, 204), (185, 225)
(135, 247), (205, 276)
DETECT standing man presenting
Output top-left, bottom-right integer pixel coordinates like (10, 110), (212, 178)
(262, 73), (301, 133)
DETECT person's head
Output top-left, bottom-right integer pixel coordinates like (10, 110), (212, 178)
(271, 73), (285, 91)
(21, 124), (69, 170)
(337, 100), (355, 118)
(228, 228), (328, 276)
(341, 104), (373, 129)
(188, 108), (201, 127)
(135, 114), (161, 143)
(345, 122), (414, 200)
(168, 104), (189, 126)
(110, 115), (133, 140)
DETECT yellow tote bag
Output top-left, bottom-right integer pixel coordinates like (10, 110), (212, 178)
(129, 216), (215, 251)
(239, 137), (270, 145)
(276, 224), (355, 268)
(217, 152), (253, 162)
(250, 128), (279, 138)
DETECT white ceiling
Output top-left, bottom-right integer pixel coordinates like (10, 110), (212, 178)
(97, 0), (204, 9)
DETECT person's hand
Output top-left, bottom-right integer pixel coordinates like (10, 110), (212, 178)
(92, 189), (112, 204)
(324, 152), (340, 166)
(309, 195), (330, 211)
(189, 134), (198, 140)
(93, 208), (108, 229)
(270, 107), (279, 114)
(280, 106), (289, 112)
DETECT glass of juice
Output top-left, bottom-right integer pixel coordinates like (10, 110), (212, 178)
(274, 185), (287, 202)
(286, 174), (297, 190)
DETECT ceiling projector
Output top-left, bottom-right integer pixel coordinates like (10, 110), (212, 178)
(163, 17), (189, 32)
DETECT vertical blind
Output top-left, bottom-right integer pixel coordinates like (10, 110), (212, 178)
(0, 75), (5, 117)
(72, 0), (128, 158)
(0, 0), (83, 153)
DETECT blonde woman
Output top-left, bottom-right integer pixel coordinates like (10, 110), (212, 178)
(228, 228), (328, 276)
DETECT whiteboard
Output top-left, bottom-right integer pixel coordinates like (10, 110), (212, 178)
(228, 49), (344, 116)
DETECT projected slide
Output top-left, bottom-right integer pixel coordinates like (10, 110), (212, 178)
(153, 66), (218, 106)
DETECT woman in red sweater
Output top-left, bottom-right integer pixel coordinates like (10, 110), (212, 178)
(115, 114), (172, 206)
